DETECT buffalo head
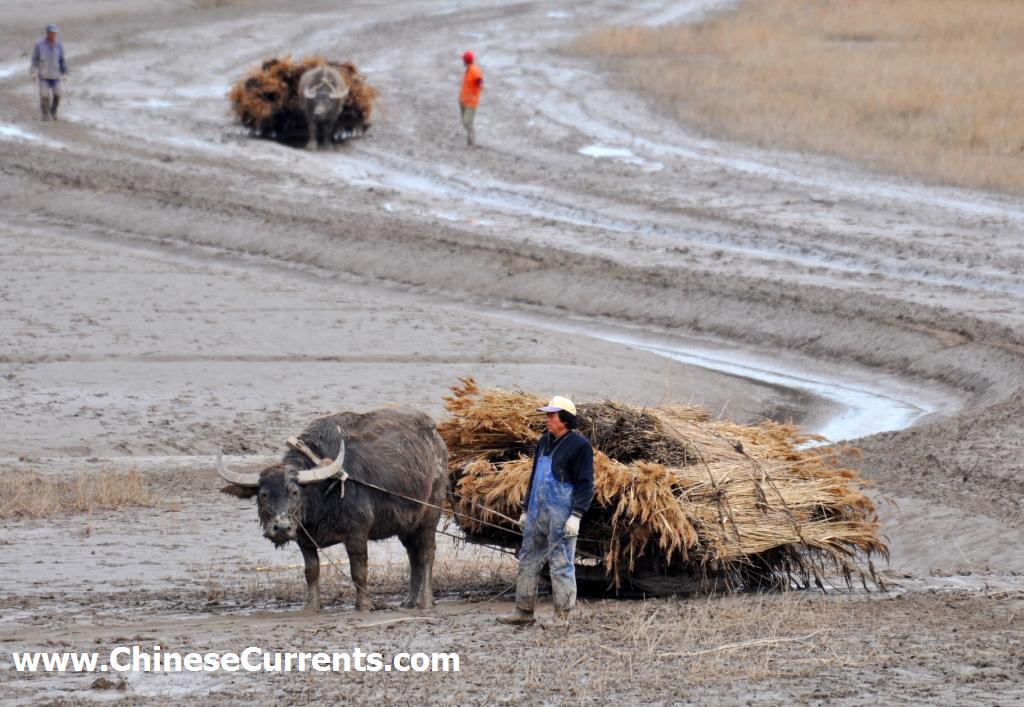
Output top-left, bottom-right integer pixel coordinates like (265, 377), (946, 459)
(217, 444), (345, 546)
(301, 67), (348, 122)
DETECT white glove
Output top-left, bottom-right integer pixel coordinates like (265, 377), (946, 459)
(563, 514), (580, 537)
(518, 512), (527, 527)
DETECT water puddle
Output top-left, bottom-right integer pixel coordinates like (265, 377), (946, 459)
(0, 62), (23, 80)
(474, 309), (948, 442)
(172, 84), (231, 100)
(430, 209), (495, 226)
(0, 124), (41, 142)
(624, 339), (931, 442)
(579, 143), (664, 172)
(123, 98), (177, 109)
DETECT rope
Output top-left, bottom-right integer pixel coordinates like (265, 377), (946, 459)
(345, 475), (606, 561)
(288, 435), (523, 538)
(343, 474), (524, 537)
(289, 454), (583, 613)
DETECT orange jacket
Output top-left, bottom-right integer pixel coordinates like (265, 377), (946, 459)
(460, 63), (483, 108)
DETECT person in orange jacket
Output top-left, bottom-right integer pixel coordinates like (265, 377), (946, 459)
(459, 51), (483, 147)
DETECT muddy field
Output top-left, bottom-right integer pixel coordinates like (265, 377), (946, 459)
(1, 0), (1023, 703)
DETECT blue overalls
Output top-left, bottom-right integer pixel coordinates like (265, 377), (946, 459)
(516, 448), (578, 614)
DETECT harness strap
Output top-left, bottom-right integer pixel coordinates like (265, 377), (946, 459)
(287, 433), (349, 497)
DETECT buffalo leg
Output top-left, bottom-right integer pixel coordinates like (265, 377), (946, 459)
(300, 545), (321, 612)
(345, 537), (373, 611)
(399, 532), (423, 608)
(400, 523), (436, 609)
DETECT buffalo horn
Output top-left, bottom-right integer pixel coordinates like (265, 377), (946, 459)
(296, 440), (346, 484)
(216, 449), (261, 487)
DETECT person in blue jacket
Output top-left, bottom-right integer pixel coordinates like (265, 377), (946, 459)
(30, 25), (68, 121)
(498, 395), (594, 626)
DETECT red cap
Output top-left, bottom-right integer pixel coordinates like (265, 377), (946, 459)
(462, 51), (474, 64)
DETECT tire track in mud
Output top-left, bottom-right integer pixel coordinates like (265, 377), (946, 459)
(3, 135), (1023, 404)
(5, 139), (1024, 530)
(2, 0), (1024, 548)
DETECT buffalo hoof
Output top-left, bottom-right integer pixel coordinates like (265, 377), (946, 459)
(302, 601), (322, 613)
(402, 596), (433, 610)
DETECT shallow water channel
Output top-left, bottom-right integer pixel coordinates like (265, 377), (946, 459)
(474, 309), (954, 442)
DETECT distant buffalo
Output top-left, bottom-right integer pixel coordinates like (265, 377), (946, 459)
(298, 66), (349, 150)
(219, 408), (447, 611)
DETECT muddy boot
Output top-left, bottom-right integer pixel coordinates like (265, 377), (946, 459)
(496, 608), (535, 625)
(40, 97), (51, 121)
(50, 96), (60, 121)
(553, 607), (571, 627)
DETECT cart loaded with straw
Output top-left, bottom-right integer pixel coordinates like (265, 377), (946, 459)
(438, 378), (887, 596)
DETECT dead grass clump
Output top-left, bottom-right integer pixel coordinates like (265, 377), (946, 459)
(574, 0), (1024, 195)
(0, 469), (157, 518)
(228, 55), (379, 146)
(440, 378), (886, 594)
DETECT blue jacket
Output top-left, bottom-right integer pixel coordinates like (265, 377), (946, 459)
(524, 431), (594, 518)
(31, 39), (67, 80)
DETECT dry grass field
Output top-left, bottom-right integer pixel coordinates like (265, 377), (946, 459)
(575, 0), (1024, 194)
(0, 469), (156, 518)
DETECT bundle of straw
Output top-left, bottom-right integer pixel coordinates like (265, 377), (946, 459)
(440, 378), (887, 594)
(228, 56), (379, 146)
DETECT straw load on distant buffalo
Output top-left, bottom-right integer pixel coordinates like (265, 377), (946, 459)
(228, 56), (378, 149)
(440, 379), (887, 597)
(218, 408), (447, 611)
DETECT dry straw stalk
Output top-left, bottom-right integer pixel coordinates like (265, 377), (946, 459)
(228, 55), (379, 146)
(440, 378), (886, 592)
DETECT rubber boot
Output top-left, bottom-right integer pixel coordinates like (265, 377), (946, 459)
(496, 608), (535, 625)
(50, 96), (60, 121)
(40, 97), (51, 121)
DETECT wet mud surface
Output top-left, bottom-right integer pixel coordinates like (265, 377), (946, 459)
(1, 0), (1023, 703)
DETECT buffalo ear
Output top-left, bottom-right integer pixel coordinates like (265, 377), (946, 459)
(220, 484), (258, 499)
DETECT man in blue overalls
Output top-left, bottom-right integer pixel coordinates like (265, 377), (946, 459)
(498, 396), (594, 626)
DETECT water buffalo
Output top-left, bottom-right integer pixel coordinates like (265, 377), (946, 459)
(297, 65), (349, 150)
(218, 408), (447, 612)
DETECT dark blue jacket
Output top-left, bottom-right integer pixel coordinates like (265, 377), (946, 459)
(523, 430), (594, 518)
